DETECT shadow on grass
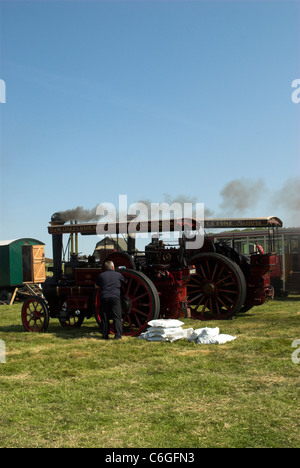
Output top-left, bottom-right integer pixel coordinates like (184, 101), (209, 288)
(49, 323), (102, 340)
(0, 324), (25, 333)
(274, 295), (300, 302)
(0, 321), (102, 340)
(3, 296), (298, 338)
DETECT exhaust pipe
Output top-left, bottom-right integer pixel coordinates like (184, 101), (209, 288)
(50, 212), (65, 226)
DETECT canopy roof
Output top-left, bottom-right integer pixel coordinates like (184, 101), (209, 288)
(0, 238), (45, 246)
(48, 216), (283, 236)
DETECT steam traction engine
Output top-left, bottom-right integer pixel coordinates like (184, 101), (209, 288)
(21, 215), (283, 335)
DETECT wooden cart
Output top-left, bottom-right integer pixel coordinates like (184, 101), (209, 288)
(0, 238), (46, 305)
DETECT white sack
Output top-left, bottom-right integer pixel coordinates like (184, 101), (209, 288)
(146, 327), (182, 335)
(187, 327), (220, 342)
(140, 326), (194, 342)
(188, 327), (236, 344)
(201, 333), (236, 344)
(139, 321), (236, 344)
(147, 319), (185, 328)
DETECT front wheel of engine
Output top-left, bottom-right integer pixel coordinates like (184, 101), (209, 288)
(21, 296), (50, 332)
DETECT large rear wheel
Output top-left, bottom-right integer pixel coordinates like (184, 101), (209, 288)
(187, 253), (247, 320)
(95, 269), (160, 336)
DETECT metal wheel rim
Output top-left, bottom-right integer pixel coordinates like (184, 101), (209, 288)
(21, 297), (49, 332)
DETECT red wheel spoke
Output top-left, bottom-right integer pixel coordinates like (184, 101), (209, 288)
(211, 263), (218, 281)
(217, 296), (229, 309)
(200, 299), (209, 314)
(132, 282), (140, 297)
(131, 292), (148, 302)
(215, 301), (222, 317)
(124, 315), (134, 331)
(126, 278), (133, 296)
(199, 264), (207, 279)
(205, 259), (211, 276)
(132, 311), (141, 327)
(193, 294), (206, 311)
(218, 288), (238, 294)
(188, 292), (203, 305)
(22, 297), (49, 332)
(216, 265), (225, 282)
(216, 274), (232, 285)
(131, 307), (149, 318)
(190, 276), (204, 286)
(220, 294), (234, 304)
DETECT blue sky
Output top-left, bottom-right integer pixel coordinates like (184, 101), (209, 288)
(0, 0), (299, 257)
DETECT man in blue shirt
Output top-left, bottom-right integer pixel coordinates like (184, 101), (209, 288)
(96, 261), (125, 340)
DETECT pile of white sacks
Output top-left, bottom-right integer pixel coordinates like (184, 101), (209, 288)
(139, 319), (237, 344)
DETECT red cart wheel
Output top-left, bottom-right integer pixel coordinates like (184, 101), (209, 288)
(95, 269), (160, 336)
(21, 296), (50, 332)
(187, 253), (247, 320)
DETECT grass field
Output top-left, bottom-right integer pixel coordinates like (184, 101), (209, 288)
(0, 297), (299, 448)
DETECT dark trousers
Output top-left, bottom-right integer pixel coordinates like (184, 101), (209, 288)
(100, 297), (123, 339)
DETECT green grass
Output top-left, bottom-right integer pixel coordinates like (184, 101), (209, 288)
(0, 297), (299, 448)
